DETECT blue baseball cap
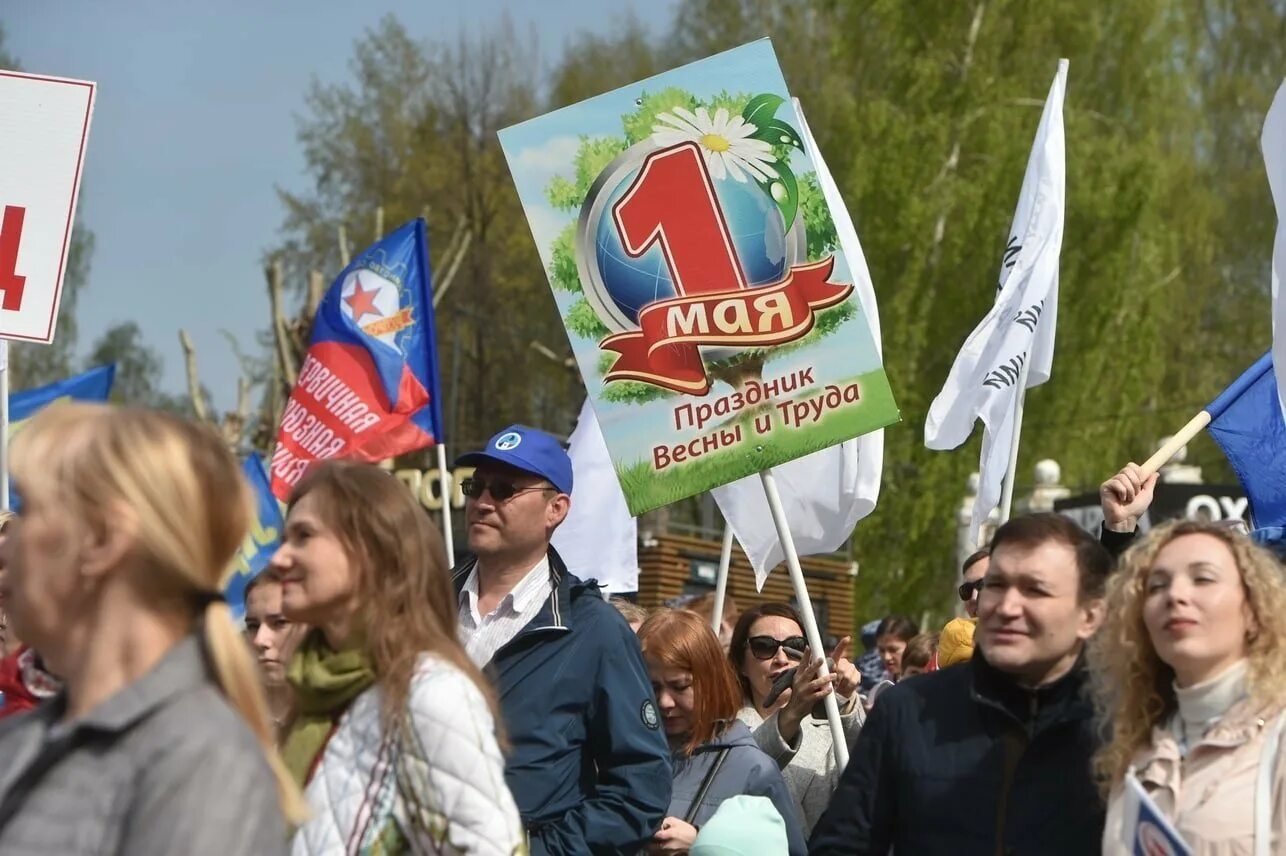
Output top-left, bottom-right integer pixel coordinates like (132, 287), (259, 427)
(454, 425), (573, 495)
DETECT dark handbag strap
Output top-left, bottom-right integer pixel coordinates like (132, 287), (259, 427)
(683, 746), (731, 826)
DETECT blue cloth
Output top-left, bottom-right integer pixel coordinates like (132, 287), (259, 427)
(856, 650), (888, 693)
(454, 424), (574, 494)
(11, 364), (114, 422)
(668, 720), (806, 856)
(451, 547), (670, 855)
(8, 365), (115, 510)
(223, 455), (284, 620)
(1206, 351), (1286, 531)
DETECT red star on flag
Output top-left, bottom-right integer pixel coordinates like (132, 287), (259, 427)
(344, 275), (381, 323)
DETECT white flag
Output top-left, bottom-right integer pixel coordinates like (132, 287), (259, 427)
(711, 101), (883, 590)
(1263, 79), (1286, 417)
(551, 400), (639, 594)
(924, 59), (1068, 544)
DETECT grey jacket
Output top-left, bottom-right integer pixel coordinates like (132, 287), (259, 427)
(736, 698), (864, 834)
(668, 719), (806, 855)
(0, 634), (288, 855)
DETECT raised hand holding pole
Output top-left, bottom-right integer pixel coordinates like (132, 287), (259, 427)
(760, 467), (848, 771)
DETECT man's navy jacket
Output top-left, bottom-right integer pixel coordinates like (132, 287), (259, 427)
(452, 547), (672, 855)
(809, 651), (1105, 856)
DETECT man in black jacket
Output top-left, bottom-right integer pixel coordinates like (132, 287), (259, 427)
(809, 513), (1110, 856)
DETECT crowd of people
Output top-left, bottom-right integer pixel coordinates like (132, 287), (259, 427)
(0, 405), (1281, 854)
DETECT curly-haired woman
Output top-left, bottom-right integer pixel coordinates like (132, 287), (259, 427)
(1091, 519), (1286, 854)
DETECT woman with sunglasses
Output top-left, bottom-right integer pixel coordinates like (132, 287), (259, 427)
(271, 460), (524, 854)
(728, 603), (863, 835)
(1091, 519), (1286, 854)
(640, 609), (806, 855)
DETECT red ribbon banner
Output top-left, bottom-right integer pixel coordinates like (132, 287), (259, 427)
(599, 257), (852, 395)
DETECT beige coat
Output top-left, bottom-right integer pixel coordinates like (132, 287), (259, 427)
(1103, 697), (1286, 855)
(737, 697), (864, 835)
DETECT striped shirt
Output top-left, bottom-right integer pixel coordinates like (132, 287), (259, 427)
(458, 556), (552, 667)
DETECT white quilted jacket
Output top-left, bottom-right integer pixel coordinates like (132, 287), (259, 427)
(291, 654), (525, 855)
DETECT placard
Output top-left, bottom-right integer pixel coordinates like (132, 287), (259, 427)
(500, 40), (898, 514)
(0, 70), (96, 343)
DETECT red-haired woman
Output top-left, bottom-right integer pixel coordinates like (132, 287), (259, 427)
(639, 609), (805, 855)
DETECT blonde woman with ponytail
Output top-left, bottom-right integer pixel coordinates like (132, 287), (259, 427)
(0, 403), (304, 854)
(1091, 519), (1286, 854)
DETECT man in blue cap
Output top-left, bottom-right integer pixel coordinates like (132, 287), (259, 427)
(452, 425), (671, 855)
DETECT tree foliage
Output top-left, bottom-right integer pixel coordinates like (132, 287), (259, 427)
(274, 16), (574, 451)
(274, 1), (1286, 623)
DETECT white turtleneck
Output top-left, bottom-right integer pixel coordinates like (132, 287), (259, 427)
(1169, 659), (1249, 756)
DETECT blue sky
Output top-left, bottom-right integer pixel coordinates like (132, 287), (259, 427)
(4, 0), (674, 409)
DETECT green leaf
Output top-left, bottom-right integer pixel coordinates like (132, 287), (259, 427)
(548, 224), (581, 293)
(545, 175), (581, 212)
(752, 118), (804, 153)
(741, 93), (785, 131)
(564, 297), (611, 340)
(760, 161), (799, 231)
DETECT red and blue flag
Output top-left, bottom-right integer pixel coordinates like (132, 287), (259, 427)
(270, 218), (444, 500)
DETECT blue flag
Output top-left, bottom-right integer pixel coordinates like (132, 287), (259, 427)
(270, 218), (445, 500)
(7, 366), (116, 510)
(1205, 352), (1286, 534)
(1122, 773), (1192, 855)
(10, 364), (115, 427)
(224, 454), (284, 620)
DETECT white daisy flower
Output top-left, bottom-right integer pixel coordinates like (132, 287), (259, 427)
(651, 105), (777, 183)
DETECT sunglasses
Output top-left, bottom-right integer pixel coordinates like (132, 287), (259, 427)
(958, 579), (985, 602)
(748, 635), (807, 661)
(460, 477), (552, 502)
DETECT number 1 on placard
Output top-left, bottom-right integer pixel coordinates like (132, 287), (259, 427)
(0, 206), (27, 312)
(612, 142), (748, 298)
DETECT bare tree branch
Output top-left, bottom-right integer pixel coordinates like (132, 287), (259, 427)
(438, 216), (467, 269)
(178, 329), (211, 423)
(433, 227), (473, 308)
(338, 223), (351, 268)
(929, 0), (988, 265)
(307, 269), (326, 317)
(268, 258), (298, 388)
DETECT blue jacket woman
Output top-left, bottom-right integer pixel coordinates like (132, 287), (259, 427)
(640, 609), (806, 855)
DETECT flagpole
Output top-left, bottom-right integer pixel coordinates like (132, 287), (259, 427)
(997, 359), (1032, 525)
(759, 467), (848, 771)
(1139, 412), (1212, 478)
(435, 443), (455, 563)
(0, 341), (9, 510)
(711, 524), (735, 634)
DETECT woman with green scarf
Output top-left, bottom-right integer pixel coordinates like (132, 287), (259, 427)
(271, 460), (524, 855)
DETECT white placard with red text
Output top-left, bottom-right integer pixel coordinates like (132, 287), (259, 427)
(0, 70), (96, 344)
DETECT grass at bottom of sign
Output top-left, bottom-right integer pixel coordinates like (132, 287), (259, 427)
(614, 370), (899, 516)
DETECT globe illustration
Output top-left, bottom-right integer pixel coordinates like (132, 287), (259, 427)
(593, 169), (789, 325)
